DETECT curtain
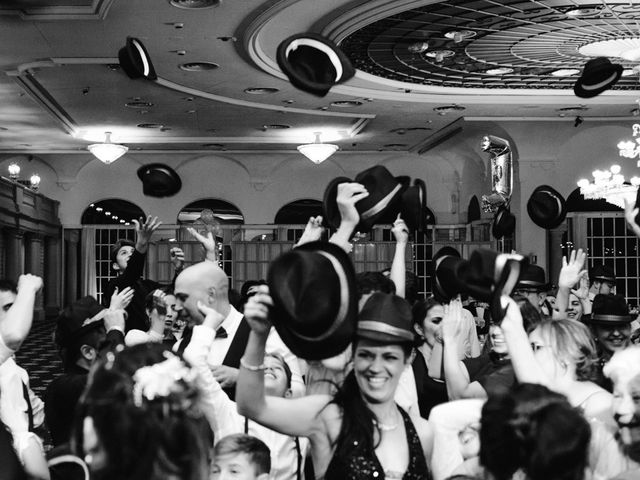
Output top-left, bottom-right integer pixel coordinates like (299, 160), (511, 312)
(80, 227), (97, 298)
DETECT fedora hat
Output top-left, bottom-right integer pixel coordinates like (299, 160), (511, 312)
(465, 249), (526, 303)
(276, 33), (355, 97)
(357, 293), (417, 345)
(399, 179), (428, 233)
(431, 246), (468, 302)
(589, 264), (616, 284)
(137, 163), (182, 198)
(527, 185), (567, 229)
(515, 264), (549, 292)
(492, 206), (516, 239)
(55, 296), (107, 349)
(574, 57), (623, 99)
(322, 166), (405, 232)
(267, 240), (358, 360)
(118, 37), (157, 80)
(589, 294), (634, 324)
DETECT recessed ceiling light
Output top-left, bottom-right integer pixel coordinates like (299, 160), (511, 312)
(426, 50), (455, 62)
(330, 100), (363, 107)
(125, 101), (154, 108)
(262, 124), (290, 130)
(179, 62), (219, 71)
(107, 64), (120, 71)
(137, 123), (164, 129)
(434, 105), (465, 115)
(551, 68), (581, 77)
(565, 7), (602, 18)
(0, 127), (7, 131)
(486, 67), (514, 75)
(244, 87), (279, 94)
(444, 30), (476, 42)
(168, 0), (220, 9)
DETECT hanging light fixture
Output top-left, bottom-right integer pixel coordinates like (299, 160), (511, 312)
(577, 164), (640, 208)
(297, 132), (338, 164)
(88, 132), (128, 164)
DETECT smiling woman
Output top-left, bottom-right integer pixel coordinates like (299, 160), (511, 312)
(236, 290), (434, 480)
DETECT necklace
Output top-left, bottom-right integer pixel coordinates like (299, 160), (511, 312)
(373, 414), (399, 431)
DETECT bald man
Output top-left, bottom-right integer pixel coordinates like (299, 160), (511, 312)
(174, 261), (304, 399)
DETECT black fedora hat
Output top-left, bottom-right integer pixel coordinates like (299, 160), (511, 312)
(574, 57), (623, 99)
(276, 33), (355, 97)
(400, 179), (427, 233)
(431, 246), (468, 302)
(527, 185), (567, 229)
(466, 249), (526, 303)
(267, 240), (358, 360)
(492, 206), (516, 239)
(589, 264), (616, 283)
(589, 294), (634, 324)
(322, 166), (405, 233)
(137, 163), (182, 198)
(357, 293), (417, 345)
(118, 37), (157, 80)
(515, 264), (549, 292)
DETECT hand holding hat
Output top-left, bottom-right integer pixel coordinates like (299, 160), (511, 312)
(243, 285), (273, 337)
(337, 182), (369, 229)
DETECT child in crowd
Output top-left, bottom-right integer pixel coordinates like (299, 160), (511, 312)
(212, 433), (271, 480)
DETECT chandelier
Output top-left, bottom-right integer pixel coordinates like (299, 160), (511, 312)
(617, 123), (640, 162)
(577, 165), (640, 209)
(88, 132), (128, 164)
(297, 132), (338, 164)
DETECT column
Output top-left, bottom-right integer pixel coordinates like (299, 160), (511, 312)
(4, 229), (25, 281)
(25, 233), (44, 320)
(64, 229), (80, 306)
(44, 235), (62, 316)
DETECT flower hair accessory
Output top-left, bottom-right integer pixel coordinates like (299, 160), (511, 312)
(132, 352), (197, 407)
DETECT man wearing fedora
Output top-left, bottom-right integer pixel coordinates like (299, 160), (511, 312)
(105, 214), (185, 332)
(589, 264), (617, 300)
(513, 264), (552, 316)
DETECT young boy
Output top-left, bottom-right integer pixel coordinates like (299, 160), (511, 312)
(105, 215), (184, 331)
(212, 434), (270, 480)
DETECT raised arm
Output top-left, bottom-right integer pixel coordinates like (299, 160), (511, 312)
(441, 299), (486, 400)
(329, 182), (368, 253)
(134, 215), (161, 255)
(295, 215), (325, 248)
(554, 249), (587, 318)
(390, 214), (409, 298)
(236, 286), (331, 437)
(0, 274), (42, 352)
(187, 227), (218, 263)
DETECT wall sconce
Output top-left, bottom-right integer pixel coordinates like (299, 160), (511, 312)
(88, 132), (128, 164)
(8, 163), (20, 180)
(29, 173), (41, 191)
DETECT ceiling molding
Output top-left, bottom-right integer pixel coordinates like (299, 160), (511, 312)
(411, 117), (464, 154)
(0, 0), (114, 20)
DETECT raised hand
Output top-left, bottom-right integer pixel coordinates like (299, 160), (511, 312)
(103, 308), (126, 332)
(133, 215), (161, 251)
(109, 286), (134, 310)
(17, 274), (43, 294)
(624, 197), (640, 239)
(170, 247), (185, 270)
(296, 215), (325, 247)
(336, 182), (369, 228)
(557, 248), (587, 290)
(391, 214), (409, 245)
(442, 297), (463, 342)
(243, 285), (273, 336)
(197, 300), (225, 330)
(571, 275), (590, 301)
(499, 295), (524, 333)
(187, 227), (218, 262)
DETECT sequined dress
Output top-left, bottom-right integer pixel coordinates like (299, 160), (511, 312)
(323, 407), (431, 480)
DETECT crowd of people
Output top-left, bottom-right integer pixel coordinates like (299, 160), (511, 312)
(1, 180), (640, 480)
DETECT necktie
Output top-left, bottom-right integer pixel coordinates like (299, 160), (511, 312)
(216, 326), (228, 338)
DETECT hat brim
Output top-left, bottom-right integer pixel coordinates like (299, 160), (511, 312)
(587, 314), (634, 325)
(137, 163), (182, 197)
(574, 63), (623, 99)
(267, 240), (358, 360)
(276, 33), (356, 97)
(400, 179), (427, 232)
